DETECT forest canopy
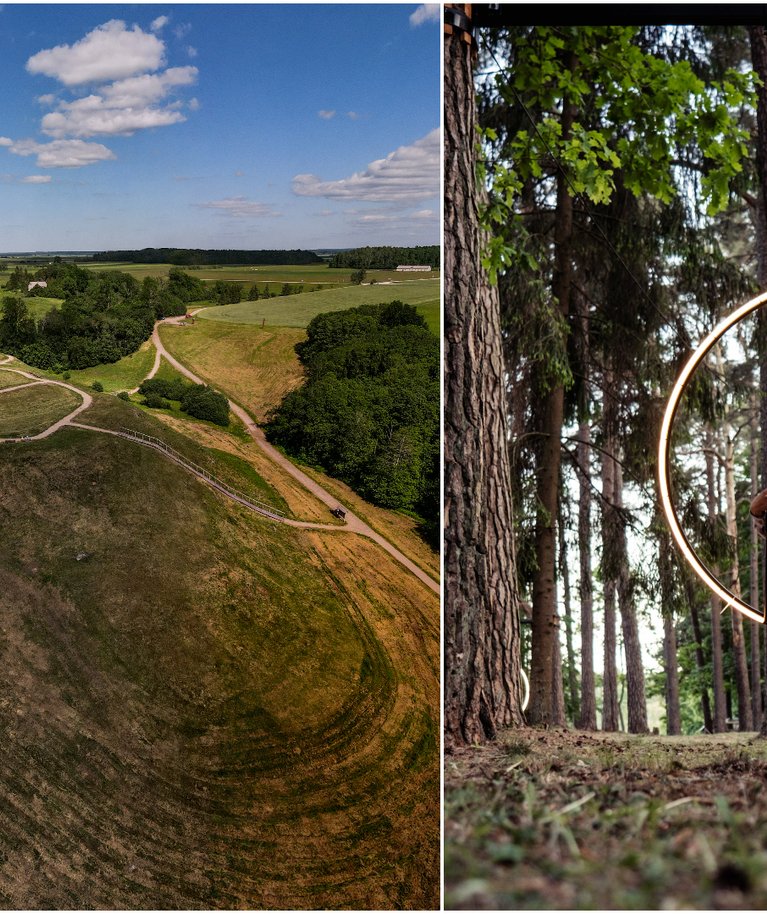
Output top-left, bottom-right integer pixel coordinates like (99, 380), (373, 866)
(328, 246), (440, 270)
(90, 248), (323, 265)
(266, 301), (439, 544)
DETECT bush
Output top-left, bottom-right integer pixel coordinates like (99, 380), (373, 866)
(180, 385), (230, 426)
(143, 393), (171, 409)
(139, 377), (188, 400)
(117, 391), (130, 401)
(91, 381), (104, 392)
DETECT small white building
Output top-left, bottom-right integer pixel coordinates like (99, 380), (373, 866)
(27, 281), (48, 292)
(396, 265), (432, 272)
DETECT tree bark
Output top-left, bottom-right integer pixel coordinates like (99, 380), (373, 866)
(444, 14), (524, 747)
(748, 25), (767, 738)
(752, 404), (763, 729)
(601, 388), (620, 731)
(705, 427), (727, 733)
(663, 611), (682, 735)
(528, 55), (576, 727)
(614, 458), (649, 734)
(558, 496), (578, 721)
(724, 420), (753, 730)
(576, 421), (597, 730)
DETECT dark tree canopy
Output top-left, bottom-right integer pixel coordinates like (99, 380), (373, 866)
(328, 246), (440, 270)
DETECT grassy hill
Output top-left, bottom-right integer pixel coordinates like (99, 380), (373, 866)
(196, 278), (440, 333)
(0, 397), (439, 908)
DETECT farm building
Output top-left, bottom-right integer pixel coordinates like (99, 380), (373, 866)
(27, 281), (48, 291)
(395, 265), (432, 272)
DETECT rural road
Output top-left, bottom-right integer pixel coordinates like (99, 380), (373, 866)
(153, 317), (439, 594)
(0, 364), (93, 442)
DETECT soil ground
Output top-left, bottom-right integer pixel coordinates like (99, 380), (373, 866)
(446, 728), (767, 910)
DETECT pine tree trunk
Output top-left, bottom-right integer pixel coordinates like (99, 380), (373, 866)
(749, 25), (767, 738)
(751, 405), (763, 729)
(686, 577), (714, 733)
(558, 497), (578, 721)
(705, 427), (727, 733)
(444, 16), (524, 747)
(576, 422), (597, 729)
(614, 458), (649, 734)
(528, 60), (576, 727)
(663, 611), (682, 735)
(601, 392), (620, 731)
(724, 420), (753, 730)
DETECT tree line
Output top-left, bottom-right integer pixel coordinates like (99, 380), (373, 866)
(328, 246), (440, 270)
(267, 301), (439, 546)
(446, 19), (767, 744)
(91, 248), (323, 266)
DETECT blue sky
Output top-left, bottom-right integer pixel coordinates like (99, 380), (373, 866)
(0, 4), (440, 252)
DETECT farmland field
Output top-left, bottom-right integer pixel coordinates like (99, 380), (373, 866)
(196, 278), (440, 331)
(0, 383), (81, 437)
(78, 261), (435, 286)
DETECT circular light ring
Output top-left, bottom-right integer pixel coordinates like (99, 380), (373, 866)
(658, 290), (767, 625)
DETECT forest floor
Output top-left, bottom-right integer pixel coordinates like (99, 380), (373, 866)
(446, 728), (767, 910)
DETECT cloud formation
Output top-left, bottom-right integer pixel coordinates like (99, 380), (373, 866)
(26, 20), (165, 86)
(195, 197), (281, 219)
(40, 66), (198, 137)
(7, 138), (116, 168)
(21, 174), (52, 184)
(410, 4), (440, 27)
(151, 15), (169, 32)
(318, 109), (336, 120)
(292, 129), (439, 202)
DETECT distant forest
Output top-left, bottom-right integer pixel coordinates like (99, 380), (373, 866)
(328, 246), (440, 270)
(91, 248), (324, 266)
(267, 301), (438, 545)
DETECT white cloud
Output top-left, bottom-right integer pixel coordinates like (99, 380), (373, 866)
(7, 138), (115, 168)
(37, 93), (56, 106)
(187, 46), (198, 59)
(26, 20), (166, 87)
(21, 174), (51, 184)
(0, 137), (12, 147)
(195, 197), (281, 219)
(347, 111), (360, 120)
(151, 15), (169, 32)
(188, 97), (200, 111)
(39, 66), (198, 138)
(292, 129), (439, 202)
(318, 109), (336, 120)
(410, 4), (440, 26)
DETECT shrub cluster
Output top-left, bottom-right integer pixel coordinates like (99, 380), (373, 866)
(138, 377), (230, 426)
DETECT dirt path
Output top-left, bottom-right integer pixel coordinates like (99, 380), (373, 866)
(0, 366), (93, 442)
(0, 342), (439, 595)
(153, 317), (439, 593)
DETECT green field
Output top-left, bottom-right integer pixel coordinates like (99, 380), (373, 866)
(196, 278), (440, 331)
(79, 261), (433, 285)
(0, 395), (439, 908)
(0, 371), (33, 389)
(0, 383), (81, 437)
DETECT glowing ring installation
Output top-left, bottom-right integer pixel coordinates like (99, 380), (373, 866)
(658, 290), (767, 625)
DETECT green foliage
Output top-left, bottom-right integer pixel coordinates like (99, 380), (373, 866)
(91, 381), (104, 393)
(117, 391), (130, 402)
(180, 384), (230, 426)
(267, 301), (438, 542)
(350, 269), (366, 285)
(143, 392), (171, 409)
(210, 280), (242, 305)
(329, 246), (440, 270)
(139, 376), (188, 401)
(91, 247), (323, 265)
(167, 267), (206, 304)
(480, 25), (756, 279)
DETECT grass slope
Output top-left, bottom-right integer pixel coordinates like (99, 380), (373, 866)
(0, 383), (81, 437)
(446, 729), (767, 910)
(196, 278), (440, 331)
(0, 398), (438, 909)
(0, 372), (34, 389)
(158, 322), (304, 422)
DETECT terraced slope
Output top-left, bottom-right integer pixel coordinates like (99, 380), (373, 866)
(0, 407), (439, 908)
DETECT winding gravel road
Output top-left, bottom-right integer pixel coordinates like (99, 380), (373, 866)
(0, 328), (439, 595)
